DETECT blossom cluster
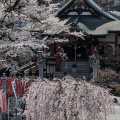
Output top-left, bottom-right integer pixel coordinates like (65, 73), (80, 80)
(25, 75), (114, 120)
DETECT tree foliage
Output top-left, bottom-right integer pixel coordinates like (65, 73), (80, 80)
(25, 75), (114, 120)
(0, 0), (69, 73)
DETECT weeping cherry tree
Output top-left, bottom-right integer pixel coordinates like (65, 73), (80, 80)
(25, 75), (114, 120)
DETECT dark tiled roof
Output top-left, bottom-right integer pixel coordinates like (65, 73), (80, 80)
(56, 0), (117, 20)
(54, 0), (120, 36)
(61, 15), (120, 35)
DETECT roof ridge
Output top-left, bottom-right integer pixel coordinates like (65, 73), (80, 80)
(86, 0), (117, 20)
(55, 0), (118, 20)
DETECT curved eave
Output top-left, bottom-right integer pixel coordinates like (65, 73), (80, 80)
(69, 26), (88, 35)
(55, 0), (74, 16)
(68, 20), (120, 36)
(85, 0), (117, 20)
(69, 26), (108, 36)
(97, 21), (120, 32)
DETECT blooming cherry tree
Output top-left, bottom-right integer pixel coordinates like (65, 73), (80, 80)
(25, 75), (114, 120)
(0, 0), (71, 73)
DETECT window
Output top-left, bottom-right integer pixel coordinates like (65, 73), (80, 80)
(97, 45), (113, 57)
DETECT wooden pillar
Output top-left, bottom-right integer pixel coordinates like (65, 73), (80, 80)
(91, 45), (95, 55)
(56, 44), (60, 71)
(115, 33), (118, 56)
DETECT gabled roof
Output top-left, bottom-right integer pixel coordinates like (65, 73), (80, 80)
(56, 0), (117, 20)
(86, 0), (117, 20)
(64, 15), (120, 36)
(55, 0), (120, 36)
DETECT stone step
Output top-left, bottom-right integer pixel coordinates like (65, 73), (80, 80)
(59, 61), (91, 78)
(60, 68), (89, 72)
(60, 65), (89, 67)
(60, 63), (90, 66)
(60, 66), (90, 69)
(53, 72), (92, 80)
(60, 62), (89, 66)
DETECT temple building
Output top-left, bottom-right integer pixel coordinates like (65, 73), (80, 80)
(47, 0), (120, 78)
(35, 0), (120, 78)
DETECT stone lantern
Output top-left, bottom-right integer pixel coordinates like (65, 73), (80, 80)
(89, 47), (100, 81)
(37, 50), (44, 78)
(37, 50), (50, 78)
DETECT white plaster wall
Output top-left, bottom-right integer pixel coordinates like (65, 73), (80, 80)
(81, 12), (92, 15)
(67, 12), (78, 15)
(67, 11), (92, 15)
(98, 33), (115, 55)
(98, 33), (115, 42)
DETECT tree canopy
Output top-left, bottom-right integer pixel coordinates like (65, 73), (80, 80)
(0, 0), (69, 74)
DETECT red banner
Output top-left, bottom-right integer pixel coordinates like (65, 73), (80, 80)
(6, 78), (14, 96)
(0, 90), (7, 113)
(16, 78), (23, 97)
(2, 92), (7, 112)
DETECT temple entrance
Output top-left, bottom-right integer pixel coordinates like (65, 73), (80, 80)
(62, 44), (90, 61)
(76, 45), (90, 60)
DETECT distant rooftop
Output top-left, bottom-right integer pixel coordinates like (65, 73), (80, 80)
(108, 11), (120, 20)
(114, 0), (120, 5)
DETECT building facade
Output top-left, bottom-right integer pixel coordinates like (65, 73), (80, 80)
(36, 0), (120, 78)
(49, 0), (120, 78)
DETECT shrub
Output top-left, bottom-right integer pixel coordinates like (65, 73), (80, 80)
(97, 68), (119, 83)
(109, 83), (120, 96)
